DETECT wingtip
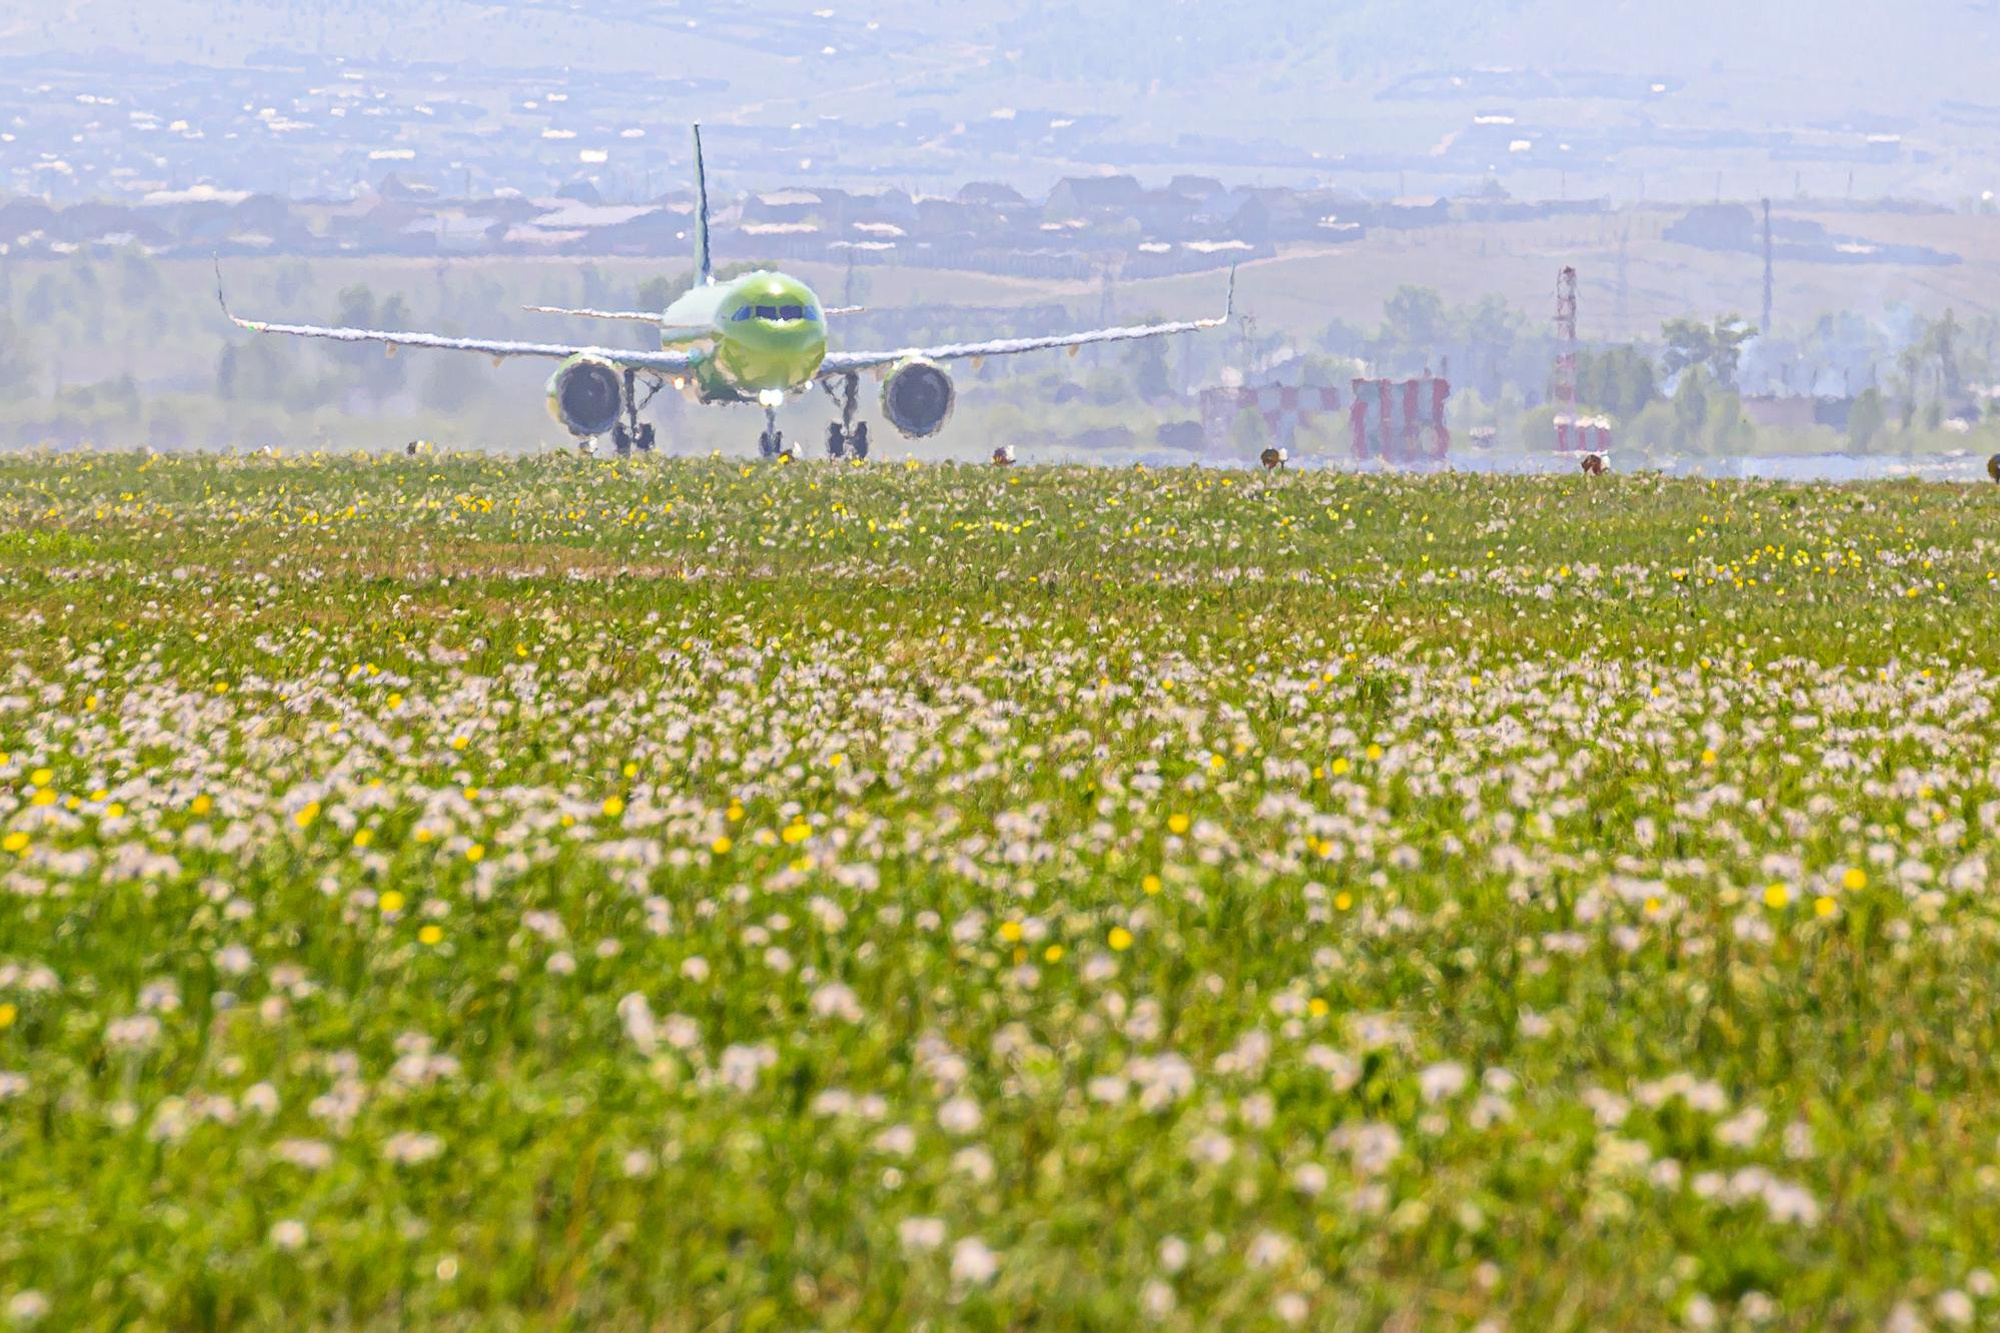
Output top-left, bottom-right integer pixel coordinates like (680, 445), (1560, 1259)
(212, 254), (233, 321)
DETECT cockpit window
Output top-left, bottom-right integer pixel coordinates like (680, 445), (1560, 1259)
(732, 307), (753, 322)
(778, 304), (804, 321)
(755, 305), (779, 320)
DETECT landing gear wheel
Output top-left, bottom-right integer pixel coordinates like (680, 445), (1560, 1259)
(613, 423), (633, 457)
(819, 373), (870, 461)
(636, 423), (656, 453)
(759, 402), (790, 460)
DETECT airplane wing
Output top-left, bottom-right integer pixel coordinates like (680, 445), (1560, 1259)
(523, 303), (867, 321)
(216, 265), (695, 372)
(523, 305), (670, 325)
(819, 269), (1234, 374)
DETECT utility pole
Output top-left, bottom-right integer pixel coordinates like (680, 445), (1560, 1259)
(1761, 198), (1774, 339)
(1553, 265), (1578, 451)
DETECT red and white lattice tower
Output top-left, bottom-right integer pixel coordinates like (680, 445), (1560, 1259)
(1553, 265), (1578, 451)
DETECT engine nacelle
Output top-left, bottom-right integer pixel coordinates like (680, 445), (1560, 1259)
(881, 359), (956, 439)
(545, 355), (624, 438)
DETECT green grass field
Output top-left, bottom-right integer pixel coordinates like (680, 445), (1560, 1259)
(6, 451), (2000, 1330)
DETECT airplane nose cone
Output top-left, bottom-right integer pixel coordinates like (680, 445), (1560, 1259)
(719, 321), (827, 391)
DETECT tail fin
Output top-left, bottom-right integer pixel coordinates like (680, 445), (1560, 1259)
(692, 123), (713, 286)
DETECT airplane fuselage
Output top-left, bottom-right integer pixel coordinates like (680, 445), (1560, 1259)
(663, 270), (828, 403)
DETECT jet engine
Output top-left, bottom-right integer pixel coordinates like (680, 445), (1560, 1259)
(545, 355), (624, 438)
(881, 359), (955, 439)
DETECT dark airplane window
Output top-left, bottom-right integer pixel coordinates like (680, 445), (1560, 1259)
(803, 308), (822, 323)
(779, 305), (803, 321)
(756, 305), (779, 319)
(732, 307), (753, 322)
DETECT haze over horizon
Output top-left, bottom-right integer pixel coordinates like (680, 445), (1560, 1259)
(6, 0), (2000, 203)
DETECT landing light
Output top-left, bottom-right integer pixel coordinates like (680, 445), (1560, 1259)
(757, 389), (786, 408)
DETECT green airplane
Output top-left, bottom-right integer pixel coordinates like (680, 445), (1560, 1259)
(219, 127), (1235, 460)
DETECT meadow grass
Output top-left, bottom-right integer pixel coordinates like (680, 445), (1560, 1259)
(4, 451), (2000, 1331)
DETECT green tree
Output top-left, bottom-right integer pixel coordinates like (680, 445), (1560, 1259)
(1848, 387), (1887, 450)
(0, 311), (36, 398)
(1662, 315), (1756, 390)
(1229, 406), (1273, 457)
(1123, 318), (1174, 401)
(1379, 286), (1446, 374)
(1671, 365), (1711, 450)
(329, 285), (409, 404)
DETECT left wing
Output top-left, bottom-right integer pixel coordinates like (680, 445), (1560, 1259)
(216, 264), (696, 372)
(820, 268), (1234, 374)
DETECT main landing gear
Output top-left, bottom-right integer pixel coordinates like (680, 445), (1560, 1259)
(821, 373), (870, 460)
(612, 368), (659, 457)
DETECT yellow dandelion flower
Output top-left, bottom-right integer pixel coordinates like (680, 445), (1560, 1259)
(712, 835), (734, 854)
(1842, 867), (1868, 891)
(293, 802), (320, 829)
(1142, 874), (1162, 896)
(1814, 896), (1838, 919)
(1763, 883), (1791, 910)
(1043, 944), (1064, 963)
(1330, 757), (1351, 776)
(622, 762), (638, 778)
(1308, 998), (1330, 1018)
(465, 844), (485, 863)
(999, 921), (1024, 944)
(28, 768), (52, 787)
(602, 796), (626, 818)
(1108, 927), (1135, 952)
(190, 795), (212, 816)
(1334, 891), (1354, 912)
(0, 1002), (15, 1029)
(450, 736), (470, 751)
(1, 831), (27, 854)
(1365, 744), (1384, 762)
(379, 891), (407, 914)
(353, 829), (375, 849)
(1167, 813), (1191, 835)
(418, 925), (444, 946)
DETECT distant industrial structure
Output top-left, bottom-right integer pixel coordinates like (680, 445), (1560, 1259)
(1201, 375), (1452, 464)
(1350, 375), (1450, 463)
(1201, 384), (1345, 451)
(1547, 264), (1614, 456)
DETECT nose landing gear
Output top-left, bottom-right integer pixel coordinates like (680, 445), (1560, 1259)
(821, 373), (870, 460)
(758, 402), (788, 460)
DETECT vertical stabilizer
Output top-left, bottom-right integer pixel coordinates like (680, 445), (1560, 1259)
(692, 124), (713, 286)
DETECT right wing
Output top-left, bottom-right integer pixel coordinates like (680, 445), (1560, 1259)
(820, 269), (1234, 374)
(217, 264), (695, 371)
